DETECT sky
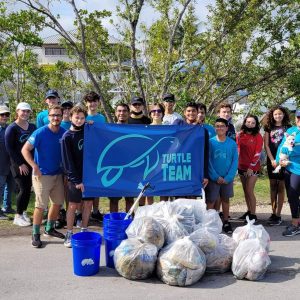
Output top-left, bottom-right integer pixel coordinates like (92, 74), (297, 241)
(10, 0), (215, 38)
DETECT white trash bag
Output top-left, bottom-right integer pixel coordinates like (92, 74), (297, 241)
(232, 238), (271, 281)
(195, 209), (223, 235)
(189, 225), (219, 254)
(232, 216), (270, 251)
(114, 238), (158, 280)
(157, 236), (206, 286)
(205, 234), (237, 273)
(125, 216), (165, 250)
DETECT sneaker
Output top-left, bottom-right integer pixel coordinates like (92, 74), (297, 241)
(64, 231), (73, 248)
(245, 214), (257, 224)
(0, 211), (9, 220)
(32, 234), (42, 248)
(219, 212), (224, 219)
(2, 207), (16, 214)
(23, 212), (31, 223)
(268, 213), (276, 222)
(44, 228), (65, 239)
(90, 210), (103, 222)
(282, 224), (300, 237)
(268, 216), (282, 226)
(13, 214), (31, 227)
(81, 227), (88, 232)
(222, 221), (233, 234)
(238, 211), (250, 220)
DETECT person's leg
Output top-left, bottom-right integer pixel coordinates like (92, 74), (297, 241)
(66, 202), (77, 231)
(146, 196), (153, 205)
(221, 198), (230, 221)
(276, 180), (285, 216)
(109, 198), (119, 213)
(244, 175), (258, 215)
(0, 175), (8, 219)
(15, 175), (31, 215)
(269, 179), (278, 215)
(91, 197), (102, 221)
(239, 174), (251, 212)
(82, 200), (93, 229)
(160, 196), (168, 202)
(3, 172), (15, 211)
(125, 197), (134, 212)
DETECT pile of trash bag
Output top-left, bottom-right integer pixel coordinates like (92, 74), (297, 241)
(113, 199), (271, 285)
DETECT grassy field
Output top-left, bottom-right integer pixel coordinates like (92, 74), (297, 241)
(0, 175), (271, 229)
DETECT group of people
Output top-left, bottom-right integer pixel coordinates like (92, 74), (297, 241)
(0, 89), (299, 250)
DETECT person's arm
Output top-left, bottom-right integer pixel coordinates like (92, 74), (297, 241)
(61, 135), (82, 185)
(263, 131), (276, 168)
(203, 128), (209, 187)
(5, 125), (23, 166)
(248, 134), (263, 173)
(224, 142), (238, 183)
(21, 141), (41, 177)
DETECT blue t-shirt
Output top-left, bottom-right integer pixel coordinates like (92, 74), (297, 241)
(86, 113), (106, 123)
(60, 120), (71, 130)
(203, 123), (216, 138)
(276, 126), (300, 175)
(36, 110), (49, 128)
(208, 136), (238, 183)
(28, 125), (66, 175)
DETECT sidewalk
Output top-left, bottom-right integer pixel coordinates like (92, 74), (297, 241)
(0, 205), (300, 300)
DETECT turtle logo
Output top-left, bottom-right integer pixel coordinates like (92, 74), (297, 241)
(81, 258), (94, 266)
(97, 134), (179, 187)
(19, 133), (29, 143)
(78, 139), (83, 150)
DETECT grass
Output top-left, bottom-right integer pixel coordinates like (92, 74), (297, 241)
(0, 175), (271, 229)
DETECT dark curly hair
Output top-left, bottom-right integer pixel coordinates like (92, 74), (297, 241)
(241, 114), (260, 135)
(263, 106), (291, 131)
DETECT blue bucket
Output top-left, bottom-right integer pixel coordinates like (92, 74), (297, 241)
(71, 232), (102, 276)
(103, 212), (132, 268)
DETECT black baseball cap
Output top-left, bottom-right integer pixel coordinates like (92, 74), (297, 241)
(162, 93), (175, 102)
(45, 89), (59, 99)
(131, 96), (144, 105)
(61, 101), (74, 108)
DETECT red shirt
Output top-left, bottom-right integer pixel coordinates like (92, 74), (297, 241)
(237, 132), (263, 171)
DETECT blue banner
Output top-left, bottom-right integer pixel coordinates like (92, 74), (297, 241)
(83, 124), (205, 197)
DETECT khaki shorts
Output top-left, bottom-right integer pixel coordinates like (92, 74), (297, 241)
(32, 174), (64, 209)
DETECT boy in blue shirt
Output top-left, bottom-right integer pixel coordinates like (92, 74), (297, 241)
(206, 118), (238, 233)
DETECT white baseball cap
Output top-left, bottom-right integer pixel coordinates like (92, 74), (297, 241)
(0, 105), (10, 114)
(16, 102), (32, 111)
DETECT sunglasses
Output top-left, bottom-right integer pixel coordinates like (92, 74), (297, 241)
(0, 113), (10, 117)
(132, 103), (142, 107)
(49, 114), (62, 118)
(150, 109), (162, 114)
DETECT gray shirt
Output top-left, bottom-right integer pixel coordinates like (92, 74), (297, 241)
(0, 125), (10, 175)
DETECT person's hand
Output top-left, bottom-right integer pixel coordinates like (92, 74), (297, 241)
(217, 177), (225, 184)
(202, 178), (209, 188)
(75, 183), (84, 193)
(32, 165), (42, 177)
(19, 164), (29, 176)
(246, 168), (254, 177)
(280, 160), (289, 167)
(271, 160), (277, 168)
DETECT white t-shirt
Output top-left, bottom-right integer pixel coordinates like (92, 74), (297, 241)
(162, 112), (183, 125)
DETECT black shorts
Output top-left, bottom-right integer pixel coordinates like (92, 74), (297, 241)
(238, 169), (260, 176)
(67, 182), (93, 203)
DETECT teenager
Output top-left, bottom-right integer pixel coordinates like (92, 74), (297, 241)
(128, 96), (151, 125)
(237, 115), (263, 222)
(61, 106), (94, 247)
(264, 106), (291, 226)
(60, 101), (74, 130)
(206, 118), (238, 233)
(161, 93), (183, 125)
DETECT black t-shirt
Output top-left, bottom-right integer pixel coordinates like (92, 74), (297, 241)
(266, 125), (291, 157)
(128, 115), (151, 125)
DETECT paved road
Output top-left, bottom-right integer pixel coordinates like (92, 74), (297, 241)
(1, 216), (300, 300)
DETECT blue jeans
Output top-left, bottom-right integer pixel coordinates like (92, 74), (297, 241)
(1, 172), (14, 210)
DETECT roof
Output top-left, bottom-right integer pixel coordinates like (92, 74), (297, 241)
(42, 29), (121, 45)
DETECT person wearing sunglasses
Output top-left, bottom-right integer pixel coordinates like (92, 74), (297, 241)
(162, 93), (183, 125)
(128, 96), (151, 125)
(0, 105), (11, 221)
(5, 102), (36, 226)
(149, 103), (164, 125)
(22, 105), (66, 248)
(60, 100), (74, 130)
(277, 109), (300, 237)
